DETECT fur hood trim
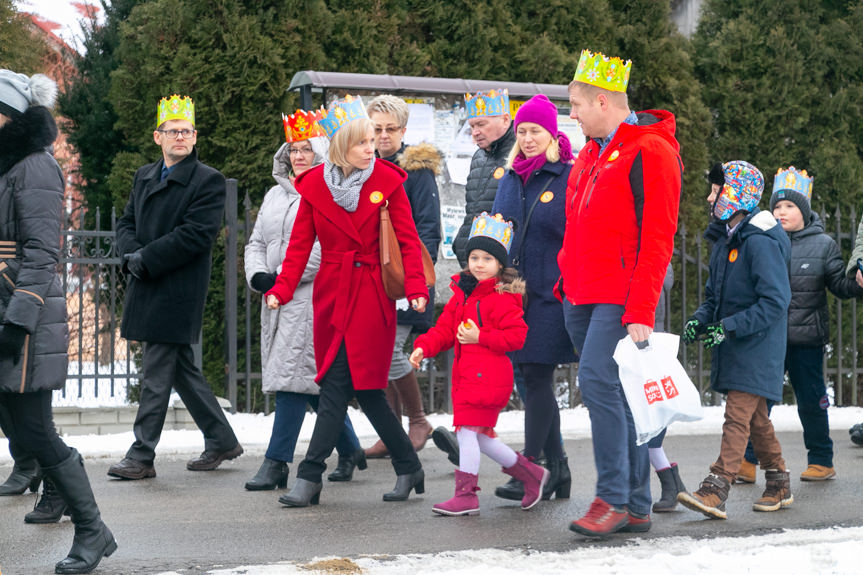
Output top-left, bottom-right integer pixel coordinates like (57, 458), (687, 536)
(397, 142), (442, 175)
(0, 106), (57, 176)
(497, 276), (526, 295)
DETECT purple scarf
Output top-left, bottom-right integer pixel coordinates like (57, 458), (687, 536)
(511, 132), (574, 183)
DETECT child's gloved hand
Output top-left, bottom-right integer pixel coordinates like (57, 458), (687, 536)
(701, 322), (726, 349)
(682, 317), (705, 344)
(457, 318), (479, 344)
(409, 348), (424, 369)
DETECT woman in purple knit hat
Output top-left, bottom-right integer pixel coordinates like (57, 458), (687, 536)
(491, 94), (578, 502)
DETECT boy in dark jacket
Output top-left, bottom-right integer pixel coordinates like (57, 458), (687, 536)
(678, 161), (792, 519)
(758, 167), (862, 481)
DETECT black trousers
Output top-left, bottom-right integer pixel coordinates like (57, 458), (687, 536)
(297, 344), (420, 483)
(519, 362), (564, 460)
(0, 390), (71, 468)
(126, 342), (238, 463)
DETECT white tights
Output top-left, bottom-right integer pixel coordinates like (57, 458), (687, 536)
(457, 428), (518, 475)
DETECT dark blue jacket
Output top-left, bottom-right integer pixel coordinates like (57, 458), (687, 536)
(693, 208), (791, 401)
(492, 160), (578, 365)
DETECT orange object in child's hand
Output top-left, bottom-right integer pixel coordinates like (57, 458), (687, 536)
(462, 321), (472, 329)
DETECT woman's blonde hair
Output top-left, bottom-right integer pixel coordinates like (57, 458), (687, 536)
(328, 118), (374, 169)
(506, 130), (560, 169)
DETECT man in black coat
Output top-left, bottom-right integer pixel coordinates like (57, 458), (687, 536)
(108, 95), (242, 480)
(451, 90), (516, 268)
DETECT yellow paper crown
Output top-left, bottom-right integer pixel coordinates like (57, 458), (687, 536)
(573, 50), (632, 93)
(318, 95), (368, 138)
(282, 109), (326, 143)
(156, 94), (195, 128)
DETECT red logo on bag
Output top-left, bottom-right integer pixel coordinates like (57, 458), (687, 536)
(661, 376), (679, 399)
(644, 380), (663, 404)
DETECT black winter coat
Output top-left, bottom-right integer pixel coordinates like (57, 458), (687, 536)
(786, 214), (863, 346)
(117, 149), (226, 344)
(384, 143), (443, 329)
(452, 127), (517, 267)
(0, 106), (68, 393)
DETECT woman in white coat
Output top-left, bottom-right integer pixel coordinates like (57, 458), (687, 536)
(243, 112), (365, 490)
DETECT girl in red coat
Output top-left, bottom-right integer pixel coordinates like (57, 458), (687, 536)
(266, 96), (428, 507)
(409, 213), (548, 516)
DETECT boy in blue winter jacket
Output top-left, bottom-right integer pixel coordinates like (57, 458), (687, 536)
(738, 167), (863, 483)
(678, 161), (792, 519)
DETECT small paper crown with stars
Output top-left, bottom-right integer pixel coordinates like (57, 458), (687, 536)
(156, 94), (195, 128)
(464, 89), (509, 119)
(466, 212), (514, 266)
(573, 49), (632, 93)
(282, 109), (326, 143)
(318, 95), (368, 139)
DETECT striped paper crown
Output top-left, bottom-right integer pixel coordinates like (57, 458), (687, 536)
(773, 166), (813, 201)
(318, 95), (368, 138)
(282, 109), (326, 143)
(156, 94), (195, 128)
(573, 49), (632, 93)
(469, 212), (514, 253)
(464, 89), (509, 118)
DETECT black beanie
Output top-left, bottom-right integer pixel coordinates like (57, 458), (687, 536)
(466, 235), (509, 267)
(770, 188), (811, 225)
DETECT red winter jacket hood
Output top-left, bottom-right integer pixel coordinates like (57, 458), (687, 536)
(557, 109), (682, 327)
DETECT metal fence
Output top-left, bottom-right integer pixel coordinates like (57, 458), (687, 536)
(57, 188), (863, 412)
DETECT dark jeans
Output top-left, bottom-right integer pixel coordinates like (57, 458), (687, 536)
(0, 390), (71, 468)
(127, 342), (239, 463)
(647, 427), (667, 449)
(265, 391), (360, 463)
(745, 344), (832, 467)
(519, 362), (564, 460)
(563, 301), (651, 515)
(296, 345), (420, 483)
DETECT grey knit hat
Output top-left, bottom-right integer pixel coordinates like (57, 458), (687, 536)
(0, 70), (58, 117)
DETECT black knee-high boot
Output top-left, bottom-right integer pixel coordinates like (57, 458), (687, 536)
(43, 449), (117, 574)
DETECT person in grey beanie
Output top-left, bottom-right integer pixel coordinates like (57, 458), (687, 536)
(0, 69), (117, 574)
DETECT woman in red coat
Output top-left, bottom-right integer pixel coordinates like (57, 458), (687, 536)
(266, 97), (428, 507)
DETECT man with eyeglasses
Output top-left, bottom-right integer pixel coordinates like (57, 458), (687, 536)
(108, 94), (242, 481)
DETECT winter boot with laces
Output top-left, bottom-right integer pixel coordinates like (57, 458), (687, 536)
(569, 496), (629, 536)
(432, 470), (480, 516)
(752, 469), (793, 512)
(25, 476), (69, 524)
(652, 463), (686, 512)
(677, 473), (731, 519)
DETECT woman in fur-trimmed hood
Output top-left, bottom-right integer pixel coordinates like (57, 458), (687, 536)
(0, 69), (117, 574)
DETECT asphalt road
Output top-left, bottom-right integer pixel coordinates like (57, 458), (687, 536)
(2, 430), (863, 574)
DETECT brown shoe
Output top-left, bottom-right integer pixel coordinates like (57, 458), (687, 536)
(364, 439), (389, 459)
(800, 464), (836, 481)
(107, 457), (156, 480)
(186, 444), (244, 471)
(677, 473), (730, 519)
(753, 469), (793, 511)
(391, 372), (432, 451)
(735, 460), (756, 484)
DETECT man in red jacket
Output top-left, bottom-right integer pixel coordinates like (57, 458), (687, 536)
(560, 49), (682, 536)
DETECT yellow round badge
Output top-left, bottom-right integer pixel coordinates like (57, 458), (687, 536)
(609, 150), (620, 161)
(369, 191), (384, 204)
(493, 167), (505, 180)
(728, 248), (738, 263)
(540, 191), (554, 203)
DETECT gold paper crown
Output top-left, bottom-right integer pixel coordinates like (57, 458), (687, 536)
(464, 89), (510, 118)
(573, 50), (632, 93)
(156, 94), (195, 128)
(318, 95), (368, 138)
(282, 109), (326, 143)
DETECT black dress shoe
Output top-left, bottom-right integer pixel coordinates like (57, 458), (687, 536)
(382, 469), (425, 501)
(187, 444), (244, 471)
(107, 458), (156, 480)
(245, 458), (288, 491)
(327, 449), (367, 482)
(432, 427), (460, 466)
(278, 478), (322, 507)
(494, 476), (524, 501)
(0, 462), (41, 496)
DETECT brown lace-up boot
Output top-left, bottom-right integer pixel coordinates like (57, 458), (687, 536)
(677, 473), (731, 519)
(752, 469), (793, 512)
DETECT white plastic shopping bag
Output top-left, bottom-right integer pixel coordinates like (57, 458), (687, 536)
(613, 332), (703, 445)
